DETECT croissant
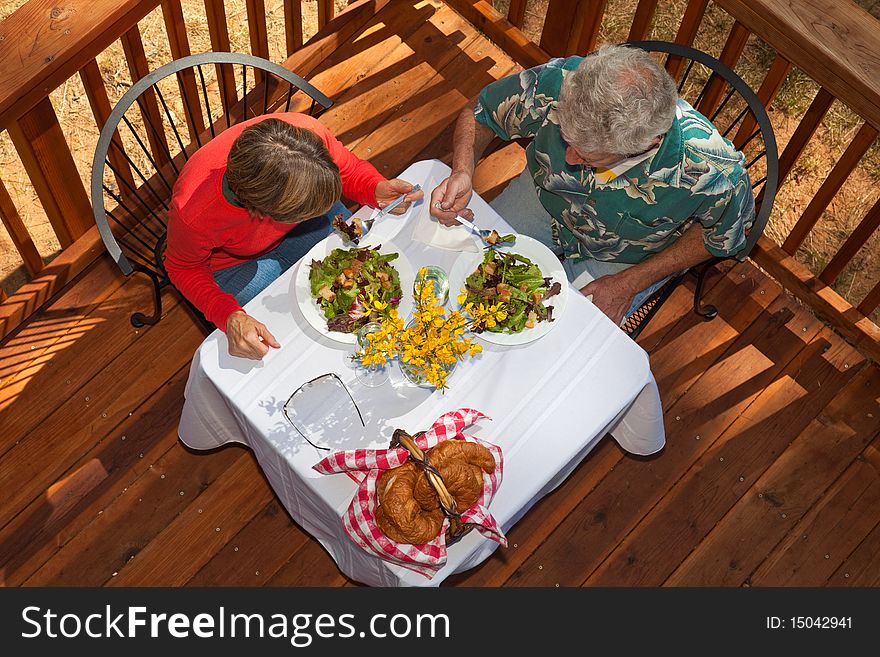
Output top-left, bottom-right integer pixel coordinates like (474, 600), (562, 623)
(375, 462), (445, 545)
(374, 440), (496, 544)
(429, 439), (496, 473)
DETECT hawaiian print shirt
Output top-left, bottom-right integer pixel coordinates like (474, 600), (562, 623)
(474, 57), (755, 264)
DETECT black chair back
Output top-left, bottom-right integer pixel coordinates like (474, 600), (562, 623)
(621, 41), (779, 339)
(90, 52), (333, 327)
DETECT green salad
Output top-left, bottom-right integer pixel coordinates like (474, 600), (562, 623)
(463, 250), (562, 334)
(308, 246), (402, 334)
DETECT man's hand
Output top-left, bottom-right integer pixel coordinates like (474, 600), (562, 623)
(226, 310), (280, 359)
(580, 273), (639, 327)
(375, 179), (423, 214)
(429, 172), (475, 226)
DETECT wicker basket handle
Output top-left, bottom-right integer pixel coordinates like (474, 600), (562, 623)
(391, 429), (466, 539)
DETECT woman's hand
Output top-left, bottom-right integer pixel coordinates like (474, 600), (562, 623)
(429, 172), (475, 226)
(374, 179), (423, 214)
(226, 310), (280, 359)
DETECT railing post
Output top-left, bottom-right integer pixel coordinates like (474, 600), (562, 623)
(7, 97), (93, 248)
(540, 0), (608, 57)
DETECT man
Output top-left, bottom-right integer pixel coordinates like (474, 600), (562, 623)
(430, 44), (755, 326)
(166, 113), (422, 360)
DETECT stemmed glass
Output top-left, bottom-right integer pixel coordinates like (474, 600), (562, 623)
(353, 321), (389, 387)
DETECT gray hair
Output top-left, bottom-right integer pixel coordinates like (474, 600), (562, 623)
(557, 44), (678, 156)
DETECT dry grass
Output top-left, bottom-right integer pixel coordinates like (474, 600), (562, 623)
(0, 0), (879, 323)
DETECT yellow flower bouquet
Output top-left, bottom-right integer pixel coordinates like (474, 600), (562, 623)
(353, 268), (508, 391)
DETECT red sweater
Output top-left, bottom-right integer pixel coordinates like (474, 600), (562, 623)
(165, 113), (385, 330)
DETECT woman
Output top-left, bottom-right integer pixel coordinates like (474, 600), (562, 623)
(165, 112), (422, 359)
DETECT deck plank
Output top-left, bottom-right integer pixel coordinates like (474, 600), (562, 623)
(665, 359), (877, 585)
(108, 452), (273, 586)
(266, 540), (350, 587)
(186, 500), (310, 586)
(0, 302), (203, 530)
(504, 278), (822, 586)
(0, 269), (181, 455)
(1, 2), (878, 588)
(0, 256), (124, 396)
(1, 367), (191, 585)
(589, 324), (866, 586)
(750, 433), (880, 585)
(451, 263), (781, 586)
(827, 442), (880, 586)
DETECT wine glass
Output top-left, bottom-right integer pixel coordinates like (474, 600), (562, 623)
(354, 321), (389, 387)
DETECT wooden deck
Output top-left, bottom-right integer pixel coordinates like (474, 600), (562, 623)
(1, 0), (879, 588)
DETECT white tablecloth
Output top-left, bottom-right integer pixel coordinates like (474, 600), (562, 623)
(178, 159), (666, 587)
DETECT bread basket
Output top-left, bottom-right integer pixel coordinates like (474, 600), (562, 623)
(390, 428), (473, 544)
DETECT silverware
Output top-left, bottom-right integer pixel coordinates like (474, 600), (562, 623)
(454, 215), (517, 246)
(337, 184), (421, 245)
(372, 183), (421, 223)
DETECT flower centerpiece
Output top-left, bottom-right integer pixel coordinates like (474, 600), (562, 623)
(353, 268), (509, 391)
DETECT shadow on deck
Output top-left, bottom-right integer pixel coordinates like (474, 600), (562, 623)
(1, 0), (879, 588)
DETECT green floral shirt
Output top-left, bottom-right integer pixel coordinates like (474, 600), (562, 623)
(475, 57), (755, 264)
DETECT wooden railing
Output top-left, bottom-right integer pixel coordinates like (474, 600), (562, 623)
(0, 0), (390, 339)
(1, 0), (879, 361)
(447, 0), (880, 360)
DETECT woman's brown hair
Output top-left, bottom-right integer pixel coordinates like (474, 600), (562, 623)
(225, 118), (342, 223)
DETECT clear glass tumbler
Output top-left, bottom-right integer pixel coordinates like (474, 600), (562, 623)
(354, 321), (389, 387)
(414, 265), (450, 305)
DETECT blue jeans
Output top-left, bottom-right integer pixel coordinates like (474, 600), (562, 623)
(213, 201), (348, 305)
(490, 170), (673, 322)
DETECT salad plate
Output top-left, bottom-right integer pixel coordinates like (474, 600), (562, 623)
(448, 234), (568, 346)
(294, 233), (414, 344)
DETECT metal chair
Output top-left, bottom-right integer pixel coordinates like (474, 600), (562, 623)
(620, 40), (779, 339)
(90, 52), (333, 328)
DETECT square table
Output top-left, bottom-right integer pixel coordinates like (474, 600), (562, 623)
(178, 159), (666, 586)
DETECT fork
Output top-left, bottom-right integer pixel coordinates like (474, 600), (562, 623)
(453, 215), (499, 244)
(337, 184), (421, 245)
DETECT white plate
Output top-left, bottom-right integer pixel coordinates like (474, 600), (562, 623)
(448, 234), (568, 345)
(295, 234), (414, 344)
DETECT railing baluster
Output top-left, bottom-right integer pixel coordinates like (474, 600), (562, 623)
(283, 0), (304, 56)
(857, 279), (880, 316)
(820, 196), (880, 285)
(79, 59), (136, 192)
(121, 27), (171, 167)
(697, 21), (750, 118)
(628, 0), (660, 41)
(782, 122), (878, 254)
(507, 0), (528, 29)
(7, 97), (93, 247)
(246, 0), (270, 87)
(0, 176), (43, 276)
(666, 0), (709, 80)
(161, 0), (206, 141)
(733, 53), (791, 149)
(204, 0), (238, 127)
(540, 0), (608, 57)
(317, 0), (335, 30)
(568, 0), (608, 55)
(776, 88), (834, 186)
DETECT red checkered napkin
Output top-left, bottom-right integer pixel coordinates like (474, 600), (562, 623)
(312, 408), (506, 578)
